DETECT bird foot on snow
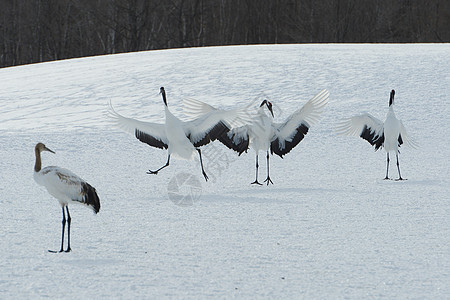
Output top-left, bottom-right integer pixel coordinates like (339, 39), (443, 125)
(48, 249), (69, 253)
(264, 177), (274, 185)
(395, 178), (407, 181)
(383, 177), (407, 181)
(251, 180), (263, 186)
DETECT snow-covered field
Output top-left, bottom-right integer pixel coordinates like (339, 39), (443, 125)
(0, 44), (449, 298)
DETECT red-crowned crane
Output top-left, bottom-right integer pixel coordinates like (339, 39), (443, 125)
(109, 87), (251, 181)
(336, 90), (417, 180)
(33, 143), (100, 253)
(183, 89), (329, 185)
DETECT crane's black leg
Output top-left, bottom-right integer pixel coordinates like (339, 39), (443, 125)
(197, 149), (208, 181)
(60, 207), (66, 252)
(395, 153), (405, 181)
(65, 207), (72, 252)
(147, 154), (170, 174)
(384, 153), (390, 180)
(251, 155), (262, 185)
(49, 207), (66, 253)
(263, 151), (274, 185)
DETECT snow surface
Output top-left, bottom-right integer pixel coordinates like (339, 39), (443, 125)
(0, 44), (449, 298)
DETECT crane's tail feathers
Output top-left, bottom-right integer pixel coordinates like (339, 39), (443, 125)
(81, 182), (101, 214)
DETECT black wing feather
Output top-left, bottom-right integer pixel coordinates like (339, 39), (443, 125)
(398, 134), (403, 147)
(135, 129), (168, 149)
(271, 123), (309, 158)
(190, 121), (230, 148)
(218, 131), (249, 155)
(360, 125), (384, 151)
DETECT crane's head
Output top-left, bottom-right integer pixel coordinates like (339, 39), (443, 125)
(160, 87), (167, 106)
(389, 89), (395, 106)
(260, 99), (274, 117)
(35, 142), (55, 154)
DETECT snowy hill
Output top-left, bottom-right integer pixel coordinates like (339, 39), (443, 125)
(0, 44), (449, 298)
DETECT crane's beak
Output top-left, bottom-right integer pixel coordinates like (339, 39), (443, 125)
(45, 146), (55, 154)
(266, 103), (274, 118)
(268, 106), (274, 118)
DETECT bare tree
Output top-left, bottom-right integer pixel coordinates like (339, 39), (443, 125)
(0, 0), (449, 67)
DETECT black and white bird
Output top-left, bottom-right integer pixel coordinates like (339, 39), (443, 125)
(33, 143), (100, 253)
(183, 89), (329, 185)
(109, 87), (250, 181)
(336, 90), (417, 180)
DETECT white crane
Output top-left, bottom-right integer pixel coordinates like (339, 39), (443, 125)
(183, 89), (329, 185)
(33, 143), (100, 253)
(109, 87), (250, 181)
(336, 90), (417, 180)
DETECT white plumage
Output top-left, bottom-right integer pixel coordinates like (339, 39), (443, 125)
(184, 89), (329, 185)
(109, 87), (251, 181)
(33, 143), (100, 252)
(336, 89), (417, 180)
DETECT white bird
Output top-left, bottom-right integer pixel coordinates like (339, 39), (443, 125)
(109, 87), (250, 181)
(33, 143), (100, 253)
(336, 89), (417, 180)
(183, 89), (329, 185)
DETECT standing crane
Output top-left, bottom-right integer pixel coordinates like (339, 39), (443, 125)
(33, 143), (100, 253)
(337, 90), (417, 180)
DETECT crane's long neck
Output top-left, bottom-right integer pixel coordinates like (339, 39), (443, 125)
(34, 148), (42, 172)
(388, 97), (395, 114)
(258, 106), (272, 120)
(161, 89), (176, 122)
(164, 105), (172, 119)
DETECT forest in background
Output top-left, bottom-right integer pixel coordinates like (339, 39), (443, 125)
(1, 0), (449, 68)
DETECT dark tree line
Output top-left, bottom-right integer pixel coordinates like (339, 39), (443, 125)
(1, 0), (449, 68)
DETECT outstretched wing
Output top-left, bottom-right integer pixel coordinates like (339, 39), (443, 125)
(182, 111), (231, 147)
(183, 97), (257, 128)
(108, 102), (168, 149)
(183, 97), (217, 117)
(398, 120), (418, 149)
(336, 113), (385, 151)
(182, 98), (256, 148)
(271, 89), (329, 158)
